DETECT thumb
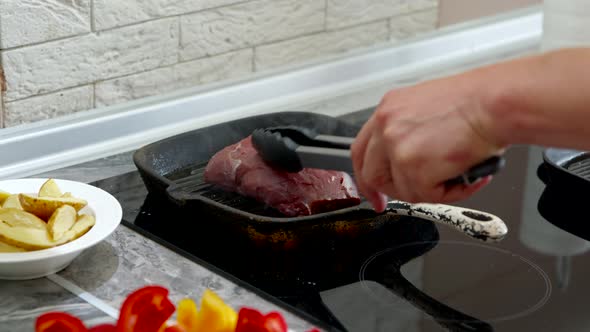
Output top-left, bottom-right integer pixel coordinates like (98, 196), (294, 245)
(357, 179), (388, 213)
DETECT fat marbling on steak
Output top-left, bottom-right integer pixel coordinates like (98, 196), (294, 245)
(203, 135), (361, 216)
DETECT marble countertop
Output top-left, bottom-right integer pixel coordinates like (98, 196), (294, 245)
(1, 41), (537, 332)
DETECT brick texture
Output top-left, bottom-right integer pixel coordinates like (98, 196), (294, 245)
(95, 49), (253, 107)
(93, 0), (245, 31)
(180, 0), (325, 60)
(255, 21), (389, 71)
(2, 18), (179, 101)
(0, 0), (91, 49)
(4, 85), (93, 127)
(0, 0), (441, 127)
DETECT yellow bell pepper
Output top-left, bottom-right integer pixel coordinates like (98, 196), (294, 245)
(177, 298), (199, 332)
(176, 289), (238, 332)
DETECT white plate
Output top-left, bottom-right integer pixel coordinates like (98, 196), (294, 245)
(0, 178), (122, 280)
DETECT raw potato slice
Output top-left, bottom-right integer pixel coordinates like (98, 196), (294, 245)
(0, 240), (26, 253)
(3, 195), (23, 209)
(0, 208), (47, 230)
(38, 179), (62, 197)
(53, 214), (96, 243)
(47, 205), (77, 241)
(0, 190), (10, 205)
(69, 214), (96, 241)
(19, 194), (88, 221)
(0, 221), (69, 250)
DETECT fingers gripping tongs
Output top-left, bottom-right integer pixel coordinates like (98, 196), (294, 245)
(251, 126), (505, 186)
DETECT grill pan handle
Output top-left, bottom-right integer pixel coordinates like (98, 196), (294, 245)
(387, 201), (508, 242)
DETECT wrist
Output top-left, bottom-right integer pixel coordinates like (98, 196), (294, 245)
(472, 55), (540, 148)
(480, 78), (522, 147)
(457, 68), (514, 150)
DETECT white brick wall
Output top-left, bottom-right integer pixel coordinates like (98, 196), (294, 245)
(390, 8), (439, 41)
(93, 0), (246, 31)
(0, 86), (3, 128)
(0, 0), (440, 128)
(327, 0), (438, 29)
(2, 18), (179, 101)
(180, 0), (325, 60)
(95, 49), (254, 107)
(4, 85), (94, 127)
(255, 21), (389, 71)
(0, 0), (91, 49)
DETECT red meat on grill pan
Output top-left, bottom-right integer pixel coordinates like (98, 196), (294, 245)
(203, 135), (361, 217)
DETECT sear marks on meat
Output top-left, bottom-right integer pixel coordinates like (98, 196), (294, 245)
(203, 135), (361, 217)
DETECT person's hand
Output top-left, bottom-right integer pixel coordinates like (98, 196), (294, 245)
(351, 72), (506, 212)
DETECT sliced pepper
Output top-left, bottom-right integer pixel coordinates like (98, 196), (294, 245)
(176, 289), (238, 332)
(36, 312), (88, 332)
(262, 312), (288, 332)
(235, 307), (287, 332)
(193, 289), (238, 332)
(116, 285), (176, 332)
(163, 325), (187, 332)
(176, 298), (200, 332)
(88, 324), (116, 332)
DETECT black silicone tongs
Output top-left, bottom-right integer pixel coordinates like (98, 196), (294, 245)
(251, 126), (505, 186)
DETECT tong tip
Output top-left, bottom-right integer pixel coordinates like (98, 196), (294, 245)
(251, 128), (303, 172)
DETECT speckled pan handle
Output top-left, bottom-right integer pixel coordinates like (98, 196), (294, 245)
(387, 201), (508, 242)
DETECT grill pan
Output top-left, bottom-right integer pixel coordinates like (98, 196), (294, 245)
(537, 148), (590, 241)
(133, 112), (507, 246)
(541, 148), (590, 186)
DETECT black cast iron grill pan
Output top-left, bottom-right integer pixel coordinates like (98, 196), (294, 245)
(133, 112), (508, 243)
(541, 148), (590, 185)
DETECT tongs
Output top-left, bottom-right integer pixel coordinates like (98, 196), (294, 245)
(251, 125), (505, 186)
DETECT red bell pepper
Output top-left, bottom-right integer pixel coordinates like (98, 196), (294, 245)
(235, 307), (288, 332)
(116, 285), (176, 332)
(88, 324), (116, 332)
(36, 312), (88, 332)
(36, 285), (317, 332)
(163, 325), (186, 332)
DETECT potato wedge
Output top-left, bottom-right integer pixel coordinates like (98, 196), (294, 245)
(0, 220), (69, 250)
(47, 205), (77, 241)
(0, 208), (47, 230)
(38, 179), (62, 197)
(3, 194), (23, 209)
(0, 190), (10, 205)
(51, 214), (96, 245)
(69, 214), (96, 241)
(0, 240), (26, 253)
(19, 194), (88, 221)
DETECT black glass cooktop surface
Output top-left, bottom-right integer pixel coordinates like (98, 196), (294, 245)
(90, 143), (590, 332)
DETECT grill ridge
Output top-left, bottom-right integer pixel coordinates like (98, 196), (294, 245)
(166, 162), (285, 216)
(566, 157), (590, 180)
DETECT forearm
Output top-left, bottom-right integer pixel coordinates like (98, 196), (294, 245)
(478, 47), (590, 149)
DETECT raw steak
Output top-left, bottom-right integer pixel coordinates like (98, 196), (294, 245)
(203, 135), (361, 216)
